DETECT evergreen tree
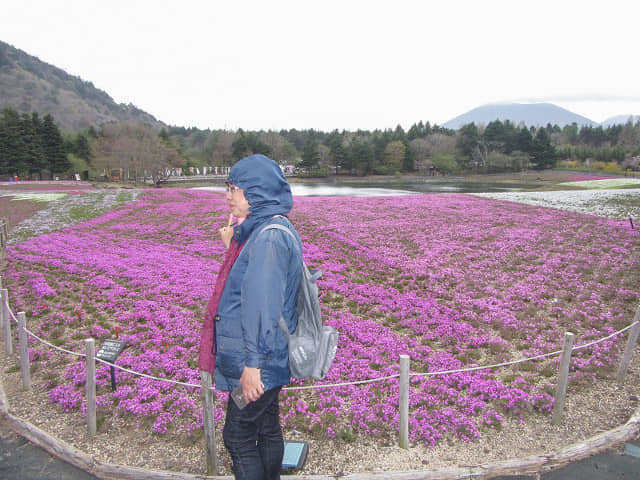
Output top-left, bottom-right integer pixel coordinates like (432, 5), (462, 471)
(457, 123), (480, 158)
(328, 130), (348, 174)
(407, 121), (424, 140)
(515, 127), (533, 154)
(530, 128), (556, 170)
(483, 120), (506, 152)
(392, 125), (406, 142)
(0, 107), (28, 176)
(402, 139), (414, 172)
(40, 114), (71, 174)
(578, 125), (607, 147)
(300, 134), (320, 170)
(74, 134), (92, 161)
(502, 120), (519, 154)
(562, 123), (579, 145)
(231, 129), (272, 160)
(371, 130), (391, 170)
(349, 139), (374, 175)
(22, 112), (47, 178)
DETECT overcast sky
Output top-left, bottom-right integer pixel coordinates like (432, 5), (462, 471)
(3, 0), (640, 132)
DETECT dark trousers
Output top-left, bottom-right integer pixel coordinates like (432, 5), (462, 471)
(223, 386), (283, 480)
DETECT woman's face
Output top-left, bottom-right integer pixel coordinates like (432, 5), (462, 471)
(226, 184), (250, 218)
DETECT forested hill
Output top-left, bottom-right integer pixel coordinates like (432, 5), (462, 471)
(0, 40), (165, 131)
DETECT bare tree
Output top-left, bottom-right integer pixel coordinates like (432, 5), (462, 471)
(93, 122), (183, 185)
(207, 130), (236, 166)
(259, 131), (298, 164)
(425, 134), (456, 157)
(409, 134), (457, 173)
(382, 141), (406, 172)
(472, 141), (489, 172)
(316, 143), (331, 170)
(409, 138), (431, 172)
(619, 121), (640, 149)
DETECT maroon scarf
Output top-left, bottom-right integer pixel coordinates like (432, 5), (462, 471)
(198, 239), (243, 374)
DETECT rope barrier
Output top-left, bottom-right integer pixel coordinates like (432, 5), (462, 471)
(94, 358), (202, 389)
(23, 326), (87, 359)
(407, 323), (637, 380)
(2, 295), (636, 392)
(7, 304), (18, 323)
(284, 373), (400, 391)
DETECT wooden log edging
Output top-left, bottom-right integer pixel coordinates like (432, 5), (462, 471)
(1, 376), (639, 480)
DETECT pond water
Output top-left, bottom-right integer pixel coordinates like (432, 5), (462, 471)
(196, 179), (532, 197)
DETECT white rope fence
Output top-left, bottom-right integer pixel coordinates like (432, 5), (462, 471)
(1, 285), (639, 472)
(3, 293), (636, 390)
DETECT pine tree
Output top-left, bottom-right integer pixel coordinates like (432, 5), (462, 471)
(74, 134), (92, 161)
(0, 107), (28, 177)
(40, 114), (71, 175)
(300, 135), (320, 170)
(22, 113), (47, 178)
(531, 128), (556, 170)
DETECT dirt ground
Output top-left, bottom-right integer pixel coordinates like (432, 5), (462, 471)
(2, 409), (640, 480)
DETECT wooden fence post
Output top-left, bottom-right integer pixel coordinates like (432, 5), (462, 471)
(399, 354), (409, 449)
(0, 218), (7, 249)
(617, 316), (640, 382)
(616, 321), (640, 382)
(0, 284), (5, 333)
(17, 312), (31, 390)
(85, 339), (96, 437)
(1, 288), (12, 355)
(201, 371), (218, 475)
(552, 332), (575, 425)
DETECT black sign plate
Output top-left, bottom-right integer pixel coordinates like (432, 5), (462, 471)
(96, 340), (127, 363)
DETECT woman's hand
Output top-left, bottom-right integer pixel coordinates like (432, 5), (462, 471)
(219, 213), (234, 249)
(239, 366), (264, 403)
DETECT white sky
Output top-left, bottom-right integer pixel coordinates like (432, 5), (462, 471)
(3, 0), (640, 131)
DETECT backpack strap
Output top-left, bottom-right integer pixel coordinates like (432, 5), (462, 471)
(259, 223), (300, 340)
(259, 222), (296, 240)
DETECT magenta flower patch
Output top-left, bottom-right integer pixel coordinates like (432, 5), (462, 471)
(4, 189), (639, 445)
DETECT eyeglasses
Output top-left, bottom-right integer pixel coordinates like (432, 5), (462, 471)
(226, 184), (241, 193)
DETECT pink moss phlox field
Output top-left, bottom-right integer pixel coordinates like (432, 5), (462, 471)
(4, 189), (639, 446)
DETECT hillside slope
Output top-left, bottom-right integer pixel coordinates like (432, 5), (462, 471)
(0, 40), (164, 131)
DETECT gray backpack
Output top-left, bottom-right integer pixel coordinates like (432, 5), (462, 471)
(260, 223), (338, 380)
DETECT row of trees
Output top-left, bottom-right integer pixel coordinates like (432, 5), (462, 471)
(0, 107), (73, 178)
(3, 105), (640, 181)
(78, 118), (640, 179)
(0, 107), (185, 185)
(167, 121), (564, 175)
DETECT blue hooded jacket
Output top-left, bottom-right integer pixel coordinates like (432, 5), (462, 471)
(214, 154), (302, 392)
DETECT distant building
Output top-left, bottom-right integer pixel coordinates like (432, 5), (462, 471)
(280, 164), (296, 176)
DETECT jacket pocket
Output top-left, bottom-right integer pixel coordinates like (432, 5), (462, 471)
(216, 335), (245, 380)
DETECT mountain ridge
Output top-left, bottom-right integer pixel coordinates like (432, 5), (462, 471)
(600, 114), (640, 127)
(0, 40), (165, 131)
(442, 103), (599, 129)
(1, 41), (638, 132)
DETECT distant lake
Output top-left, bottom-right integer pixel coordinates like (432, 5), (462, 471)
(195, 179), (532, 197)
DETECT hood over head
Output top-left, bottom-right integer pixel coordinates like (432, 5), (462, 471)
(227, 154), (293, 242)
